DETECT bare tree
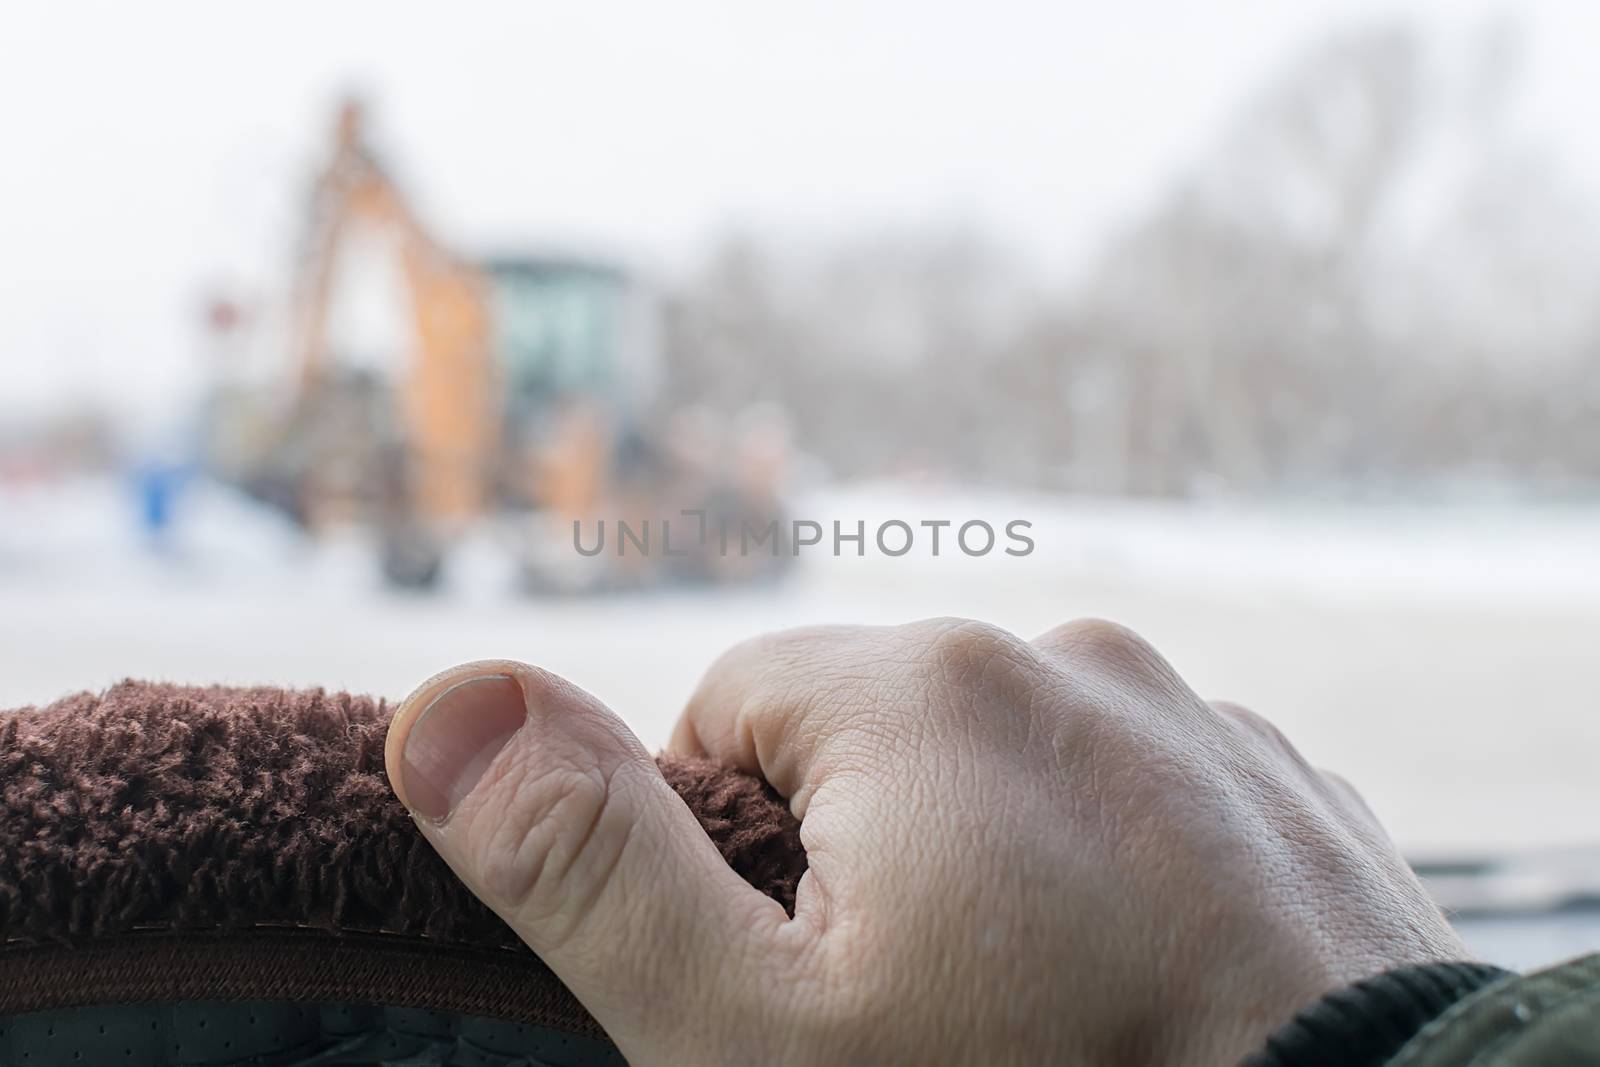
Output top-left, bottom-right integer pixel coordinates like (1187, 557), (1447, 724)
(659, 19), (1600, 498)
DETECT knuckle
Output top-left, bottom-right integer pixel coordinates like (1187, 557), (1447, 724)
(465, 747), (620, 923)
(1053, 617), (1155, 668)
(1321, 767), (1371, 810)
(1214, 700), (1278, 740)
(1042, 618), (1184, 694)
(914, 617), (1034, 683)
(902, 619), (1057, 748)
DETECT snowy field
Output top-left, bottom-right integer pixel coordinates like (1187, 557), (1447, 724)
(3, 477), (1599, 864)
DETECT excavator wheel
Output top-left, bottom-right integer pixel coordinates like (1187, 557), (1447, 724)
(379, 523), (445, 590)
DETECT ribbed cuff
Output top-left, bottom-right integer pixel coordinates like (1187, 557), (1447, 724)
(1241, 961), (1513, 1067)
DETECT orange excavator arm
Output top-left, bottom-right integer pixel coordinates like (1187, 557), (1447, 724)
(291, 100), (496, 526)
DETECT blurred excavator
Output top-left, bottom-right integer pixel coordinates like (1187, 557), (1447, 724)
(214, 99), (789, 590)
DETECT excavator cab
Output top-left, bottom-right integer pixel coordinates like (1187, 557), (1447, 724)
(487, 256), (659, 511)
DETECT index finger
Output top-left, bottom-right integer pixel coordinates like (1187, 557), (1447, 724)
(669, 618), (1040, 814)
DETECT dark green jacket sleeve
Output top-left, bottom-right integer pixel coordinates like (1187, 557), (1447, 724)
(1245, 954), (1600, 1067)
(1388, 953), (1600, 1067)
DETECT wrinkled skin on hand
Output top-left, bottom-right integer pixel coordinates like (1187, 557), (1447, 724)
(387, 618), (1464, 1066)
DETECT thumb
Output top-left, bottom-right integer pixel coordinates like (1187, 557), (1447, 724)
(385, 659), (789, 1058)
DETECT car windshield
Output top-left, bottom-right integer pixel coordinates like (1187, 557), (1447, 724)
(2, 3), (1596, 970)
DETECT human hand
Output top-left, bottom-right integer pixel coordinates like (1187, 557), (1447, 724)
(384, 618), (1464, 1065)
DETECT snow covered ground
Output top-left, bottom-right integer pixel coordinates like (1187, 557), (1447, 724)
(3, 477), (1598, 863)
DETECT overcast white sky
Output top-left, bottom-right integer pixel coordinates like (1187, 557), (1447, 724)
(3, 0), (1598, 423)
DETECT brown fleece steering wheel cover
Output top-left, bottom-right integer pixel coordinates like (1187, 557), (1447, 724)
(0, 682), (807, 1041)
